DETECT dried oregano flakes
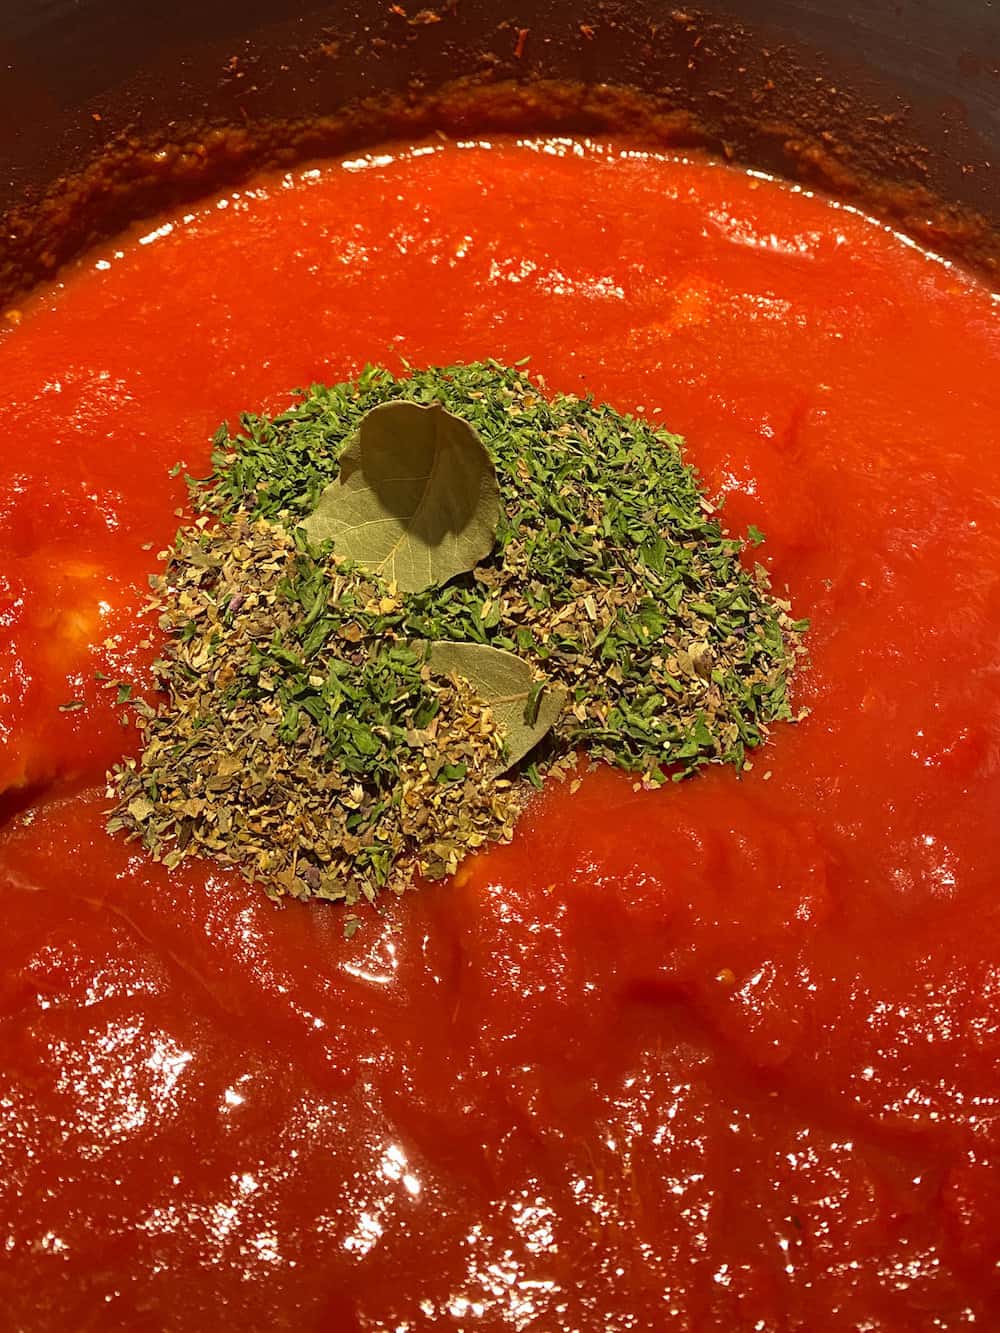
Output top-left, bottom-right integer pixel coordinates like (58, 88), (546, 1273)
(107, 361), (807, 905)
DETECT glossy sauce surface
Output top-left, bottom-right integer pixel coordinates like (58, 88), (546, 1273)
(2, 138), (1000, 1331)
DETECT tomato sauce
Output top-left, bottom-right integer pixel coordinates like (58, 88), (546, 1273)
(2, 137), (1000, 1331)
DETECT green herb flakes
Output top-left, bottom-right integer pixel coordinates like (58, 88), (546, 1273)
(108, 361), (807, 904)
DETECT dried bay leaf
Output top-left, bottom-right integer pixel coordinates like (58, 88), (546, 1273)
(426, 641), (566, 771)
(300, 400), (500, 593)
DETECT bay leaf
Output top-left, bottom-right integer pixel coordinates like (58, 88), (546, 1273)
(426, 641), (566, 771)
(300, 400), (500, 592)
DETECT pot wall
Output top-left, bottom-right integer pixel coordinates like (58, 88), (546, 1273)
(1, 0), (997, 298)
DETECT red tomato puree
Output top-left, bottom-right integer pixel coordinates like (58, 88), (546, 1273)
(2, 138), (1000, 1331)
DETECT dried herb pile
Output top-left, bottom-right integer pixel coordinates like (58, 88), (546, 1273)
(108, 362), (807, 905)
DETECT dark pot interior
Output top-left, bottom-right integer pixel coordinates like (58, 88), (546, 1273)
(1, 0), (998, 305)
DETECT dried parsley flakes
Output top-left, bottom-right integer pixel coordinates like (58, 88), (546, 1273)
(108, 361), (808, 904)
